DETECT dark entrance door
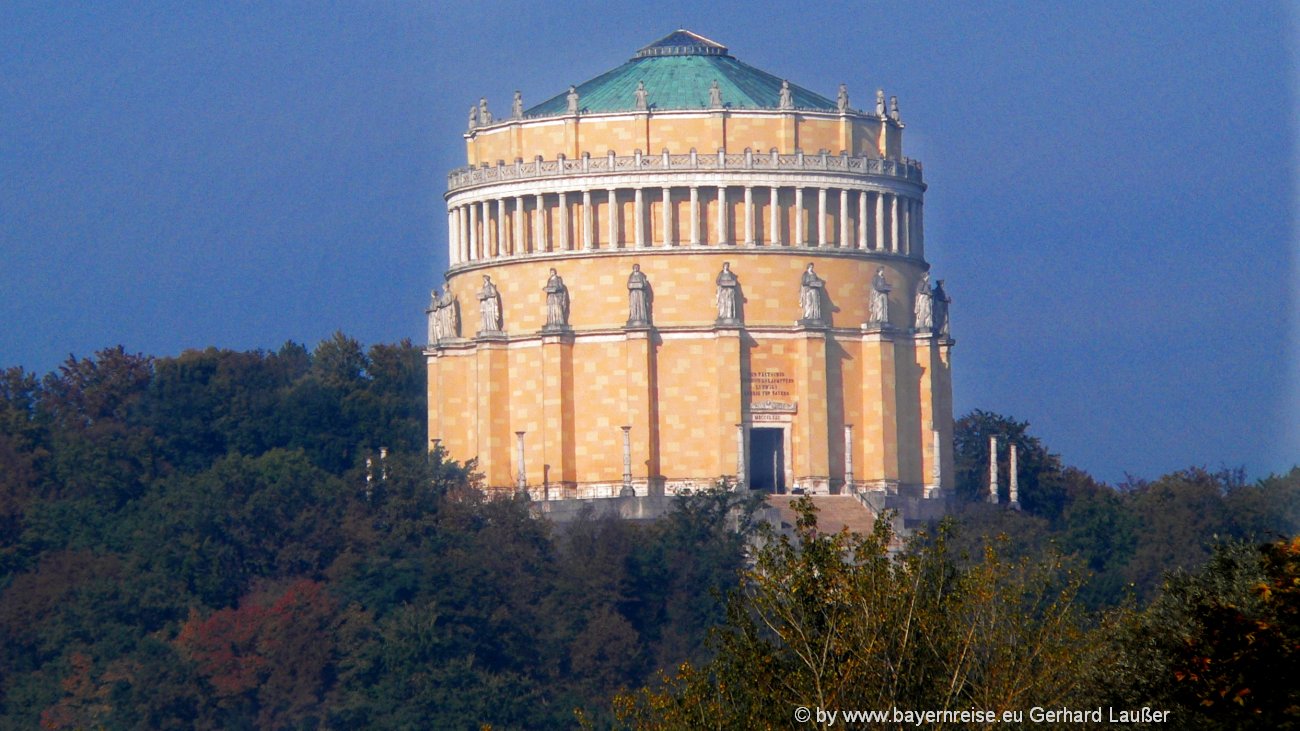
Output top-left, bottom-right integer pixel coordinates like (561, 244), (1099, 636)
(749, 427), (785, 493)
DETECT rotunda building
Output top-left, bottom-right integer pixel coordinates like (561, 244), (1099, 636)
(427, 30), (955, 506)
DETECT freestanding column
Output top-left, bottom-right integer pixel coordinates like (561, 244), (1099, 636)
(875, 192), (884, 252)
(932, 429), (942, 488)
(717, 185), (728, 244)
(447, 209), (458, 265)
(988, 435), (999, 503)
(534, 193), (546, 252)
(794, 188), (804, 245)
(557, 192), (569, 250)
(1009, 443), (1020, 509)
(736, 424), (746, 489)
(689, 186), (700, 245)
(769, 186), (780, 245)
(515, 431), (527, 494)
(620, 426), (633, 496)
(743, 186), (754, 245)
(607, 189), (618, 248)
(844, 424), (855, 492)
(900, 198), (910, 255)
(497, 198), (507, 255)
(468, 203), (479, 260)
(634, 188), (645, 248)
(582, 189), (594, 250)
(459, 206), (470, 262)
(839, 188), (849, 248)
(514, 196), (525, 254)
(857, 190), (868, 249)
(891, 194), (900, 254)
(661, 187), (672, 246)
(816, 188), (827, 246)
(482, 201), (492, 256)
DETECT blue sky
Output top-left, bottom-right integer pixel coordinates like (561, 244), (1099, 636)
(1, 2), (1295, 483)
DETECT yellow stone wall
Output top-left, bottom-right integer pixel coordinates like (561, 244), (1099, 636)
(465, 111), (900, 165)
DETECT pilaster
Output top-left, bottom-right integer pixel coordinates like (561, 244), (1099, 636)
(715, 328), (744, 484)
(541, 332), (576, 492)
(793, 326), (830, 493)
(475, 339), (512, 487)
(625, 329), (659, 494)
(859, 328), (899, 491)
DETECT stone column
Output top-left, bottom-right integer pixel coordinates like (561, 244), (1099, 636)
(744, 186), (754, 245)
(534, 193), (546, 252)
(900, 198), (910, 256)
(557, 191), (569, 251)
(891, 194), (900, 254)
(988, 435), (999, 504)
(481, 201), (492, 257)
(607, 189), (618, 248)
(736, 423), (746, 489)
(794, 188), (805, 246)
(857, 190), (867, 250)
(689, 186), (700, 245)
(875, 191), (884, 252)
(932, 429), (942, 488)
(817, 187), (827, 246)
(582, 189), (594, 250)
(634, 188), (645, 248)
(468, 202), (479, 260)
(459, 205), (470, 262)
(447, 209), (458, 265)
(496, 198), (507, 255)
(1009, 443), (1020, 509)
(769, 186), (780, 245)
(620, 426), (634, 496)
(661, 187), (673, 246)
(514, 196), (525, 254)
(717, 185), (728, 245)
(839, 188), (849, 248)
(843, 424), (854, 492)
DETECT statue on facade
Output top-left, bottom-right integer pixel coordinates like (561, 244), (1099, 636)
(439, 287), (459, 339)
(427, 289), (442, 344)
(511, 90), (523, 119)
(477, 275), (502, 334)
(709, 80), (723, 109)
(634, 80), (648, 111)
(479, 97), (492, 125)
(837, 83), (849, 113)
(715, 262), (740, 325)
(626, 264), (652, 327)
(869, 266), (892, 325)
(875, 89), (886, 117)
(467, 104), (478, 131)
(799, 263), (825, 324)
(543, 268), (570, 330)
(932, 279), (951, 336)
(889, 95), (901, 122)
(913, 273), (933, 332)
(779, 80), (793, 110)
(566, 85), (579, 114)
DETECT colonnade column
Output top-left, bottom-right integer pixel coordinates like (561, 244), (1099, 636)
(690, 186), (700, 245)
(534, 193), (546, 252)
(447, 209), (458, 265)
(816, 188), (827, 247)
(514, 196), (525, 255)
(857, 190), (868, 250)
(839, 189), (849, 248)
(794, 188), (804, 246)
(557, 192), (569, 251)
(743, 186), (754, 245)
(582, 190), (594, 250)
(875, 192), (884, 252)
(459, 206), (469, 263)
(891, 194), (900, 254)
(480, 201), (491, 257)
(607, 189), (618, 248)
(634, 188), (645, 248)
(769, 186), (781, 245)
(661, 187), (672, 246)
(497, 198), (507, 255)
(717, 185), (728, 245)
(468, 203), (479, 260)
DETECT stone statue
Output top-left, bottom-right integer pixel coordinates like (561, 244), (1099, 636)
(715, 262), (740, 324)
(932, 279), (951, 336)
(468, 104), (478, 131)
(439, 287), (459, 339)
(634, 80), (648, 111)
(543, 268), (569, 329)
(913, 274), (933, 332)
(477, 275), (502, 333)
(799, 263), (825, 323)
(869, 266), (892, 324)
(779, 80), (793, 110)
(626, 264), (652, 326)
(479, 97), (492, 125)
(837, 83), (849, 113)
(511, 90), (523, 119)
(709, 80), (723, 109)
(875, 89), (886, 117)
(427, 289), (442, 343)
(889, 95), (900, 122)
(566, 85), (579, 114)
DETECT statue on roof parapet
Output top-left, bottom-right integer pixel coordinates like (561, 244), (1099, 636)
(837, 83), (849, 113)
(467, 104), (478, 131)
(479, 97), (492, 125)
(779, 80), (793, 110)
(875, 89), (886, 117)
(512, 90), (523, 119)
(566, 85), (579, 114)
(889, 96), (901, 123)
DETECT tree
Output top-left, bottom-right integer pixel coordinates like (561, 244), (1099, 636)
(953, 410), (1066, 518)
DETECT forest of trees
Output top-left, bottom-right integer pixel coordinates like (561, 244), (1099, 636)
(1, 337), (1297, 729)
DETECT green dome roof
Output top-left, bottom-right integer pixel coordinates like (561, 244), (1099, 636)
(525, 30), (839, 117)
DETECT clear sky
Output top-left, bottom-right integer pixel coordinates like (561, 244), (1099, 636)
(1, 2), (1295, 483)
